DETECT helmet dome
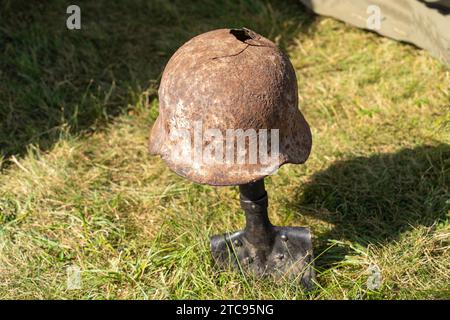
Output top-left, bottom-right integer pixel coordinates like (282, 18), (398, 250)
(149, 28), (312, 186)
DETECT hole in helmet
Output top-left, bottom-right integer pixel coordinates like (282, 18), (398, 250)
(230, 28), (254, 42)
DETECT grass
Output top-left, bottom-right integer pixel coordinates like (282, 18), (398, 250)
(0, 0), (449, 299)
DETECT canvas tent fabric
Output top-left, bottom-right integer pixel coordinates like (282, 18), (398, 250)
(299, 0), (450, 64)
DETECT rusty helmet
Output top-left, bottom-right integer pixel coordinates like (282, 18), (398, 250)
(149, 28), (312, 186)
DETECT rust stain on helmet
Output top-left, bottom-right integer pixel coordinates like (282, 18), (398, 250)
(149, 28), (312, 186)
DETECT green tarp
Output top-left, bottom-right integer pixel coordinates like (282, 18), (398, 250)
(300, 0), (450, 64)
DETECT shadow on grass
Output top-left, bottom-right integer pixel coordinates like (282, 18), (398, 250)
(290, 144), (449, 269)
(0, 0), (315, 163)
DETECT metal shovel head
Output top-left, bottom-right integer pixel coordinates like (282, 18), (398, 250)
(211, 226), (315, 290)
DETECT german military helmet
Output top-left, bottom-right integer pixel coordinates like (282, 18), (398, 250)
(149, 28), (312, 186)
